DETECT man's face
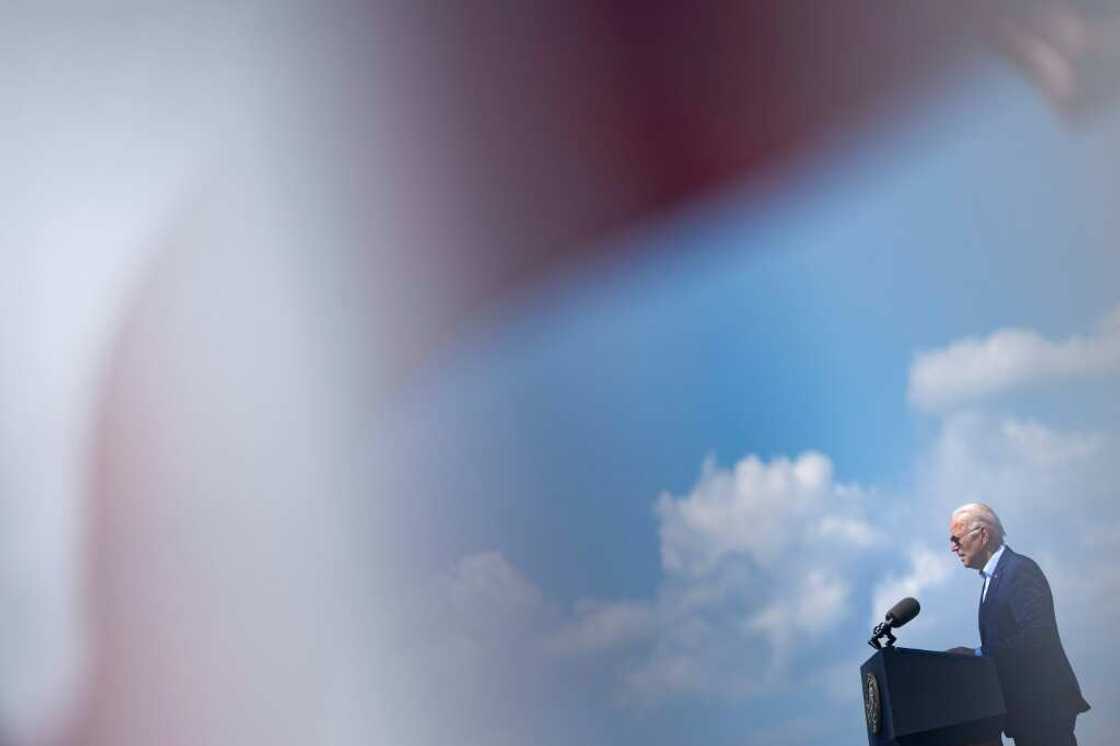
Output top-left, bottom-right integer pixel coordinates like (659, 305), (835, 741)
(949, 517), (989, 570)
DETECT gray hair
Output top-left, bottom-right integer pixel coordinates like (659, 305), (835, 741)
(952, 502), (1006, 545)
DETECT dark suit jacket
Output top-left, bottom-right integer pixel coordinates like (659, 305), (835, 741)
(979, 546), (1089, 737)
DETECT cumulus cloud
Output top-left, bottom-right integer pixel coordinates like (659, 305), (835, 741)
(812, 514), (883, 548)
(747, 571), (850, 664)
(908, 305), (1120, 412)
(406, 551), (556, 659)
(655, 452), (874, 575)
(364, 551), (617, 746)
(920, 412), (1112, 520)
(416, 556), (648, 660)
(442, 551), (546, 624)
(868, 546), (954, 629)
(620, 452), (881, 699)
(547, 599), (657, 655)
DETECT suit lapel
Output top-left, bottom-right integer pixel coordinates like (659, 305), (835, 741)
(979, 548), (1012, 651)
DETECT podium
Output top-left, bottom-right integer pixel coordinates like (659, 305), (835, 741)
(860, 648), (1005, 746)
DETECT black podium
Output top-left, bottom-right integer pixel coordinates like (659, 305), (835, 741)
(860, 648), (1005, 746)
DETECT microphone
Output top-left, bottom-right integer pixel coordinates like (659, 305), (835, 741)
(885, 597), (920, 628)
(868, 597), (921, 649)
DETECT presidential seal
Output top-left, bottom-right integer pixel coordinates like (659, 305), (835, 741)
(863, 671), (881, 735)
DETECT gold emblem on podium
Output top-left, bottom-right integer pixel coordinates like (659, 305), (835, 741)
(863, 671), (881, 735)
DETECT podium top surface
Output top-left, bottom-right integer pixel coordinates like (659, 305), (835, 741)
(862, 646), (979, 664)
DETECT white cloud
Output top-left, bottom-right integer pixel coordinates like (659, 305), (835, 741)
(748, 571), (849, 641)
(908, 305), (1120, 412)
(812, 514), (882, 548)
(412, 551), (555, 655)
(656, 451), (840, 575)
(920, 412), (1113, 520)
(547, 599), (657, 654)
(999, 418), (1104, 466)
(868, 546), (954, 629)
(444, 551), (545, 620)
(619, 451), (881, 700)
(747, 570), (850, 673)
(796, 572), (852, 635)
(363, 551), (614, 746)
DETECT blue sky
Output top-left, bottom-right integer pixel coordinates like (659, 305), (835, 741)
(366, 61), (1120, 746)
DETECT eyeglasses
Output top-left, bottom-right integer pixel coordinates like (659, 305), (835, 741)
(949, 526), (983, 548)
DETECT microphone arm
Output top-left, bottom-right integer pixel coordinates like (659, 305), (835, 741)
(868, 621), (897, 650)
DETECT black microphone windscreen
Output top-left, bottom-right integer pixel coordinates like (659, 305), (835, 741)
(885, 597), (920, 628)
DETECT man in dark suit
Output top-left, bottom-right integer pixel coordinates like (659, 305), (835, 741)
(949, 503), (1090, 746)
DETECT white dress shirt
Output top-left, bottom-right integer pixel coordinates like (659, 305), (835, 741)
(974, 543), (1006, 656)
(980, 543), (1006, 603)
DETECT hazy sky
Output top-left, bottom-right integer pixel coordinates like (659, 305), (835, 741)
(365, 62), (1120, 746)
